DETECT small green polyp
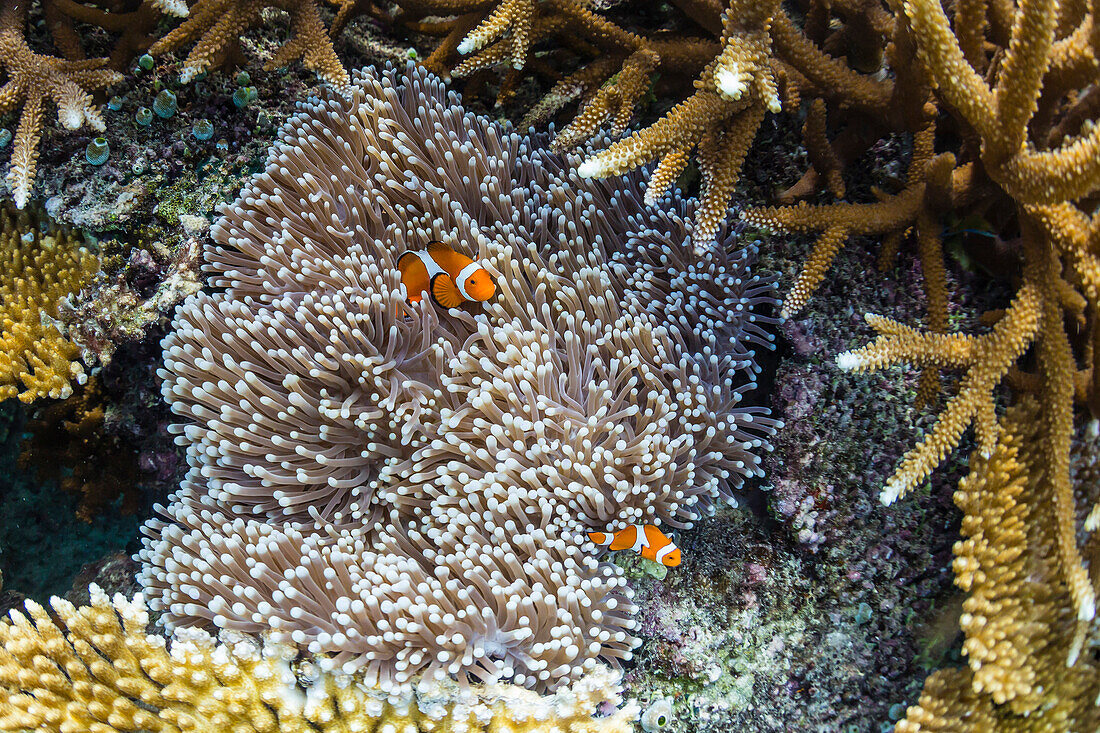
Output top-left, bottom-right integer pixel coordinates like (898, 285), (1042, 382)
(85, 138), (109, 165)
(192, 119), (214, 141)
(153, 90), (178, 119)
(232, 86), (258, 108)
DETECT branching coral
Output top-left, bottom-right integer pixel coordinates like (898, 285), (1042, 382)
(138, 63), (779, 694)
(18, 376), (143, 520)
(0, 0), (122, 209)
(0, 585), (638, 732)
(149, 0), (351, 92)
(41, 0), (186, 70)
(569, 0), (779, 245)
(734, 0), (1100, 722)
(0, 204), (98, 403)
(354, 0), (923, 243)
(895, 400), (1100, 731)
(835, 0), (1100, 637)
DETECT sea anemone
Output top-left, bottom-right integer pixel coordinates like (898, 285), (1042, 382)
(139, 63), (780, 694)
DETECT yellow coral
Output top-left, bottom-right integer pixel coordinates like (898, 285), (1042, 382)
(0, 205), (98, 403)
(150, 0), (350, 93)
(0, 586), (639, 733)
(896, 400), (1100, 731)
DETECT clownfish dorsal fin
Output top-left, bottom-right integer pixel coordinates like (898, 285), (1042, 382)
(426, 240), (452, 257)
(430, 272), (465, 309)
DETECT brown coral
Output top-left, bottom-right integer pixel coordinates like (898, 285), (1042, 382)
(367, 0), (924, 243)
(149, 0), (351, 93)
(736, 0), (1100, 722)
(0, 204), (98, 403)
(41, 0), (185, 70)
(18, 376), (143, 521)
(0, 0), (122, 208)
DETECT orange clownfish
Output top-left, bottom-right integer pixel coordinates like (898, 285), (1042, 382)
(397, 241), (496, 309)
(588, 524), (681, 567)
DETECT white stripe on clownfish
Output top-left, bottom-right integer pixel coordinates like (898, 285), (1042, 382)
(411, 250), (445, 278)
(455, 261), (480, 299)
(655, 542), (677, 564)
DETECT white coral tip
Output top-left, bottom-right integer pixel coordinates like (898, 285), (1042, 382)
(152, 0), (189, 16)
(59, 108), (84, 130)
(835, 352), (862, 371)
(457, 38), (476, 55)
(577, 158), (607, 179)
(715, 69), (747, 101)
(1085, 505), (1100, 532)
(1078, 590), (1096, 623)
(879, 480), (902, 506)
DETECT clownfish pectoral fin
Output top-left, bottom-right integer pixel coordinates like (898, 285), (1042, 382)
(430, 273), (465, 308)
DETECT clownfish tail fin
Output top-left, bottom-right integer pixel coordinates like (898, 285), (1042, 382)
(588, 531), (611, 546)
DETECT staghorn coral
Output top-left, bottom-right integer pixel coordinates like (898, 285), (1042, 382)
(361, 0), (923, 243)
(0, 0), (122, 209)
(0, 203), (98, 403)
(571, 0), (781, 246)
(138, 63), (779, 694)
(847, 0), (1100, 641)
(40, 0), (187, 70)
(733, 0), (1100, 723)
(18, 376), (143, 521)
(149, 0), (351, 92)
(0, 585), (638, 732)
(895, 400), (1100, 731)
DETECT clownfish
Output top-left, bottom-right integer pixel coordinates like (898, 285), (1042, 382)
(397, 241), (496, 309)
(588, 524), (681, 567)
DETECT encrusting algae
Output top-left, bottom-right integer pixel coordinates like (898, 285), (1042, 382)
(0, 585), (638, 732)
(0, 203), (98, 403)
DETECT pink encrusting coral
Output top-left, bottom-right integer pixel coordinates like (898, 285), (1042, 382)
(138, 63), (780, 694)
